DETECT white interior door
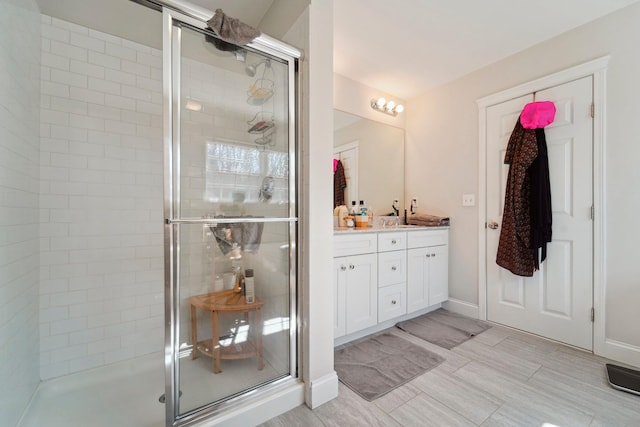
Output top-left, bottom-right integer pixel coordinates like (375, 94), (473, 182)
(486, 76), (594, 350)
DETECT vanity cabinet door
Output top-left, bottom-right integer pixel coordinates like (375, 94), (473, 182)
(333, 258), (347, 338)
(407, 244), (448, 312)
(334, 253), (378, 337)
(407, 247), (430, 312)
(345, 253), (378, 334)
(428, 245), (449, 305)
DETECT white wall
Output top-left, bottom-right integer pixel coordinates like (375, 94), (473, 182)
(38, 15), (164, 379)
(406, 2), (640, 360)
(297, 0), (340, 408)
(334, 73), (406, 129)
(0, 1), (42, 425)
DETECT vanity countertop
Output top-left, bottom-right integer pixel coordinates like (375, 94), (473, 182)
(333, 225), (449, 234)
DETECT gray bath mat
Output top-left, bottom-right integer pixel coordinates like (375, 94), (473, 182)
(396, 309), (491, 349)
(334, 333), (444, 401)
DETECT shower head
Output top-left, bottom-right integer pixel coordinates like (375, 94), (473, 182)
(245, 58), (270, 77)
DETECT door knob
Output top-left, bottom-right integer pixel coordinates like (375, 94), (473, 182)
(488, 221), (499, 230)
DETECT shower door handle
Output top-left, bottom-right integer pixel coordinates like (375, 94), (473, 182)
(487, 221), (499, 230)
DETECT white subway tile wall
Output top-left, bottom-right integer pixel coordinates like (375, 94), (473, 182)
(0, 1), (42, 425)
(37, 15), (293, 382)
(39, 16), (164, 379)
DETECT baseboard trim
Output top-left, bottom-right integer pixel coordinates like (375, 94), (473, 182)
(599, 338), (640, 369)
(305, 371), (339, 409)
(201, 381), (305, 426)
(442, 299), (480, 319)
(334, 304), (442, 347)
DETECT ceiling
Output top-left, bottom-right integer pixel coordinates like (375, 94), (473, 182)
(36, 0), (640, 101)
(334, 0), (640, 99)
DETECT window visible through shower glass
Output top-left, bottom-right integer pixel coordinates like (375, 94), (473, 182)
(174, 24), (293, 414)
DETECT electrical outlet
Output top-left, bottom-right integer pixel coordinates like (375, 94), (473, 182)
(462, 193), (475, 207)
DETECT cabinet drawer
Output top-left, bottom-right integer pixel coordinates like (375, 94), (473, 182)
(407, 229), (448, 248)
(334, 233), (377, 257)
(378, 231), (407, 252)
(378, 250), (406, 287)
(378, 283), (406, 322)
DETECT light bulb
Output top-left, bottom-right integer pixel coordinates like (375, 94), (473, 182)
(386, 101), (395, 111)
(376, 97), (386, 107)
(394, 104), (404, 113)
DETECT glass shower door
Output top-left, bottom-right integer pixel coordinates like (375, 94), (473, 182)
(162, 8), (298, 425)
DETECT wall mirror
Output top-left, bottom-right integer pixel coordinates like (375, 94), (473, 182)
(333, 109), (405, 216)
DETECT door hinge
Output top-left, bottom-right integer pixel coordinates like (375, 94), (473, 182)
(591, 307), (595, 322)
(590, 205), (595, 220)
(590, 102), (595, 118)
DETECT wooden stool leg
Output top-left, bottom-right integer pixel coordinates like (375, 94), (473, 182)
(255, 308), (264, 371)
(212, 310), (221, 373)
(190, 304), (198, 360)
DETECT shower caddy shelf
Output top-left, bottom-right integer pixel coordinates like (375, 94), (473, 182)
(246, 57), (276, 146)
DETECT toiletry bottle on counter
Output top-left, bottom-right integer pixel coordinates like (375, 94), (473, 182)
(334, 205), (348, 227)
(359, 200), (367, 216)
(244, 269), (255, 303)
(350, 201), (358, 216)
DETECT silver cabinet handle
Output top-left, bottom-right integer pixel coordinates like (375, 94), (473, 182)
(391, 300), (397, 305)
(340, 265), (346, 271)
(391, 266), (397, 271)
(391, 239), (397, 244)
(432, 253), (436, 257)
(488, 221), (499, 229)
(426, 254), (431, 258)
(349, 264), (355, 270)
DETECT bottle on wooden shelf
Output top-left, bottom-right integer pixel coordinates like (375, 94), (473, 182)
(245, 269), (255, 303)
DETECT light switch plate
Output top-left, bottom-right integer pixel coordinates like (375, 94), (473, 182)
(462, 193), (475, 207)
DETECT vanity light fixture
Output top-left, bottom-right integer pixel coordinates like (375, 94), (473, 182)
(370, 97), (404, 116)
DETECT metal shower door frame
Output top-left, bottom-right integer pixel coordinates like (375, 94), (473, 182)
(160, 6), (301, 426)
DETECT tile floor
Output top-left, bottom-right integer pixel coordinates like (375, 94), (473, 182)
(262, 325), (640, 426)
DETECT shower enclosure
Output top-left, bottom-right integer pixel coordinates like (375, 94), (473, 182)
(159, 4), (301, 425)
(5, 0), (301, 425)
